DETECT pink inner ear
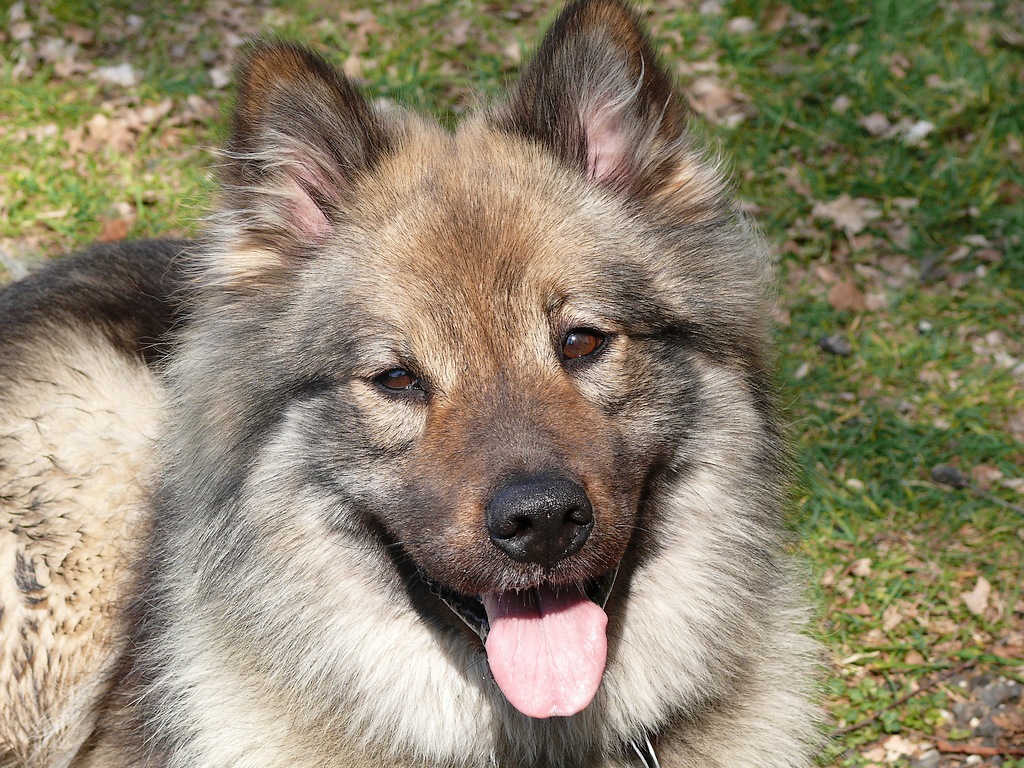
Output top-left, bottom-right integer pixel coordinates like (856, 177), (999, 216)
(283, 155), (338, 242)
(286, 178), (332, 242)
(584, 108), (632, 189)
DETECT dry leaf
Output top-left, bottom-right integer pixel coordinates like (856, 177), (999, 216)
(828, 279), (868, 312)
(684, 77), (748, 127)
(177, 95), (220, 125)
(134, 99), (174, 126)
(780, 166), (813, 199)
(444, 18), (471, 46)
(62, 23), (94, 45)
(882, 604), (904, 631)
(961, 575), (991, 616)
(97, 218), (130, 243)
(1007, 410), (1024, 442)
(881, 734), (927, 761)
(862, 747), (886, 762)
(764, 6), (790, 33)
(902, 120), (935, 145)
(992, 709), (1024, 739)
(832, 95), (852, 114)
(83, 113), (135, 154)
(851, 558), (872, 577)
(92, 62), (137, 87)
(10, 21), (33, 42)
(859, 112), (891, 136)
(209, 66), (231, 89)
(812, 194), (881, 234)
(820, 564), (842, 587)
(850, 602), (873, 617)
(726, 17), (756, 35)
(971, 464), (1004, 490)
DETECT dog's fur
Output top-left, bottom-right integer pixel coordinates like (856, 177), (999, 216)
(0, 2), (821, 766)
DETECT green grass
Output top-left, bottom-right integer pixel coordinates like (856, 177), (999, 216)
(2, 0), (1022, 764)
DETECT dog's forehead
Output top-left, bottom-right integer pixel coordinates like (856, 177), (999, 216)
(345, 119), (631, 307)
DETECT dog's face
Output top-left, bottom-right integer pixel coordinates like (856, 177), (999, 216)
(178, 0), (777, 722)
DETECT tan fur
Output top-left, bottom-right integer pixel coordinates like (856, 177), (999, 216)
(1, 332), (163, 767)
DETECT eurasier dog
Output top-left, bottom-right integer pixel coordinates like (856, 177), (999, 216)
(0, 1), (821, 765)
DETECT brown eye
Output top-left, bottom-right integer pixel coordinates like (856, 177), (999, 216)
(374, 368), (419, 391)
(561, 329), (606, 361)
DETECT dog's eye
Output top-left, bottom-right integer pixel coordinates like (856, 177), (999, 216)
(374, 368), (420, 392)
(561, 329), (606, 361)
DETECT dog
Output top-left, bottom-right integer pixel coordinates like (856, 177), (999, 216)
(0, 1), (821, 765)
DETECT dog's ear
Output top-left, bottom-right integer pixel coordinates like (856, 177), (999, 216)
(213, 42), (390, 283)
(498, 0), (724, 215)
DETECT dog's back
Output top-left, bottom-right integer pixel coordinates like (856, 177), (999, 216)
(0, 241), (185, 767)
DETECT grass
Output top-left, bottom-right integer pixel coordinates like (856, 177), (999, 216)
(2, 0), (1022, 765)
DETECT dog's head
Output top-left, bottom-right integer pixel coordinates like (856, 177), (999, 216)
(177, 0), (779, 722)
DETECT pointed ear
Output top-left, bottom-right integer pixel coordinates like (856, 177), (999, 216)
(497, 0), (725, 214)
(212, 42), (391, 284)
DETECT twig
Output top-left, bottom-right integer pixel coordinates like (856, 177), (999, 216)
(902, 478), (1024, 516)
(833, 656), (979, 736)
(936, 740), (1024, 757)
(970, 485), (1024, 516)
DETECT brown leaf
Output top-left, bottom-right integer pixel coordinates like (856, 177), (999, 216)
(992, 709), (1024, 739)
(177, 95), (220, 125)
(82, 113), (135, 154)
(851, 557), (872, 577)
(1008, 410), (1024, 442)
(764, 5), (790, 33)
(684, 77), (748, 126)
(62, 23), (94, 45)
(134, 99), (174, 126)
(859, 112), (891, 136)
(812, 194), (881, 234)
(828, 279), (868, 312)
(882, 604), (904, 631)
(97, 218), (130, 242)
(971, 464), (1004, 490)
(960, 576), (990, 616)
(444, 17), (471, 46)
(780, 166), (813, 199)
(209, 66), (231, 89)
(92, 62), (137, 87)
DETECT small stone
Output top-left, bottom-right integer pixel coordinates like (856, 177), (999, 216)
(819, 333), (852, 357)
(917, 319), (934, 334)
(910, 750), (941, 768)
(931, 464), (969, 488)
(953, 701), (986, 727)
(974, 715), (1003, 739)
(978, 681), (1023, 708)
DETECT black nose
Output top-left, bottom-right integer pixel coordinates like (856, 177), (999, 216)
(485, 475), (594, 567)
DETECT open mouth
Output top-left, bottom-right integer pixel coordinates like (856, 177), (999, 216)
(425, 570), (617, 719)
(426, 570), (616, 641)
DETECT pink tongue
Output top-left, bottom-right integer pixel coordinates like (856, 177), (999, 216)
(482, 585), (608, 719)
